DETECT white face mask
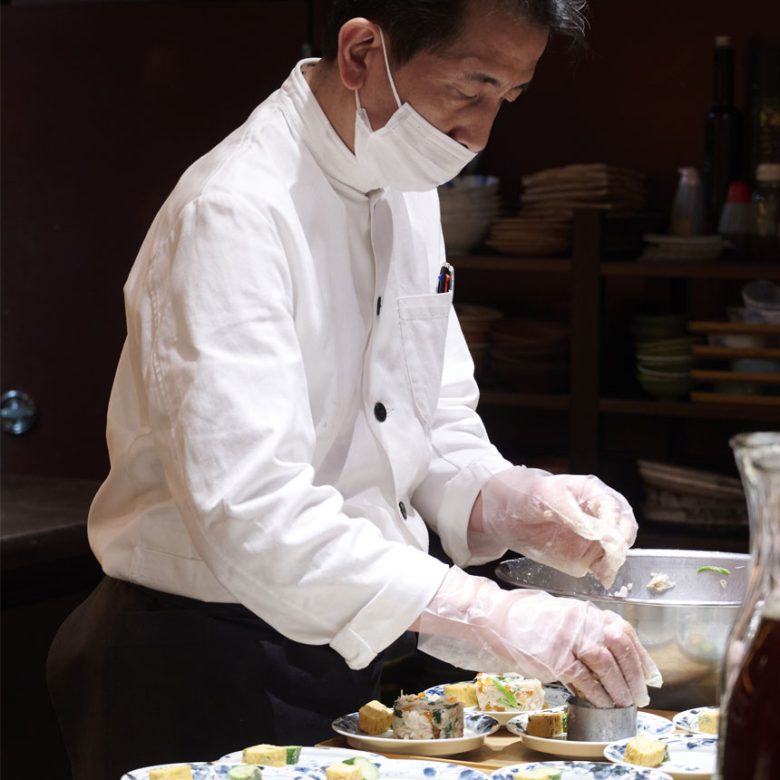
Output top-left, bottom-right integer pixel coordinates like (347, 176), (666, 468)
(354, 29), (477, 192)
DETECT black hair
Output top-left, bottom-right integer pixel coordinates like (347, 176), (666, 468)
(321, 0), (589, 65)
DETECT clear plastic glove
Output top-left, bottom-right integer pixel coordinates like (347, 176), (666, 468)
(416, 567), (662, 708)
(471, 468), (638, 589)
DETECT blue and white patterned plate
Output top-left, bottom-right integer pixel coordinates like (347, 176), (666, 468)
(219, 747), (384, 766)
(331, 711), (499, 757)
(491, 760), (675, 780)
(603, 735), (718, 779)
(672, 708), (719, 738)
(124, 757), (489, 780)
(424, 682), (570, 726)
(505, 711), (675, 760)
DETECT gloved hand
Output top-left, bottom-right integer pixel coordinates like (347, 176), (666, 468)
(470, 468), (638, 589)
(416, 567), (662, 708)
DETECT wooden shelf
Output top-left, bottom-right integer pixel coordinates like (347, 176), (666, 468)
(599, 396), (780, 421)
(692, 345), (780, 360)
(601, 261), (780, 279)
(478, 390), (569, 410)
(451, 254), (572, 273)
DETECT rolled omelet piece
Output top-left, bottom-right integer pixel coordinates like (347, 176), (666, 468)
(358, 699), (393, 735)
(243, 744), (287, 766)
(513, 768), (562, 780)
(525, 711), (566, 738)
(443, 682), (478, 707)
(698, 708), (720, 734)
(624, 735), (669, 767)
(149, 766), (193, 780)
(325, 763), (363, 780)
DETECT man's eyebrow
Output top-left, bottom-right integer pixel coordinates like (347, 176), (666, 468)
(464, 71), (530, 92)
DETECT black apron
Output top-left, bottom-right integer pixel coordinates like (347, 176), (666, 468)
(47, 576), (407, 780)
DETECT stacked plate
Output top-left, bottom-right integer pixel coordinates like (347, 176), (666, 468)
(638, 460), (748, 529)
(439, 175), (502, 254)
(519, 163), (648, 220)
(489, 318), (570, 392)
(638, 234), (725, 263)
(633, 314), (694, 399)
(455, 304), (503, 379)
(485, 217), (571, 256)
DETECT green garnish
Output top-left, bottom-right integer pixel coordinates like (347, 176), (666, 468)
(697, 565), (731, 575)
(491, 677), (519, 709)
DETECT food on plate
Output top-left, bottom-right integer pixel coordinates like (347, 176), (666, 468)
(242, 744), (301, 766)
(512, 769), (562, 780)
(474, 673), (544, 712)
(698, 707), (720, 734)
(646, 572), (675, 593)
(392, 693), (464, 739)
(228, 766), (263, 780)
(342, 756), (380, 780)
(358, 699), (393, 735)
(148, 767), (193, 780)
(442, 681), (479, 707)
(525, 710), (567, 737)
(623, 735), (670, 767)
(326, 763), (363, 780)
(697, 565), (730, 575)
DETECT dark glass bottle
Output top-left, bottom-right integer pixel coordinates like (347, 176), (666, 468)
(703, 36), (742, 231)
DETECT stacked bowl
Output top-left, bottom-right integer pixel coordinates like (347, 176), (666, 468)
(633, 314), (695, 399)
(439, 175), (502, 254)
(743, 279), (780, 325)
(489, 318), (570, 392)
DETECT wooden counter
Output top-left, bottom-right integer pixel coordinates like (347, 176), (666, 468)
(320, 710), (677, 771)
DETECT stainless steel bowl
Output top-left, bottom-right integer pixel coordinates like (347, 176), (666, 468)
(495, 549), (750, 710)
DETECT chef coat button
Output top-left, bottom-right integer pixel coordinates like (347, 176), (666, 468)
(399, 501), (408, 519)
(376, 296), (382, 315)
(374, 402), (387, 422)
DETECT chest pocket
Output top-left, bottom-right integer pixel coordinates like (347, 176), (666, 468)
(397, 292), (452, 428)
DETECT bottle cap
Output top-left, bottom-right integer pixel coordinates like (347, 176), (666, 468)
(725, 181), (752, 203)
(756, 163), (780, 183)
(678, 166), (701, 186)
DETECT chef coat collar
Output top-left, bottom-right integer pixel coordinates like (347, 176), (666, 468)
(282, 59), (381, 196)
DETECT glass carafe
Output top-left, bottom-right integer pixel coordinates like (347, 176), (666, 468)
(716, 432), (780, 780)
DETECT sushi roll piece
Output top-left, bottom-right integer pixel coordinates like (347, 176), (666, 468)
(475, 673), (544, 712)
(325, 763), (363, 780)
(513, 769), (562, 780)
(525, 711), (567, 738)
(149, 767), (193, 780)
(698, 708), (719, 734)
(392, 693), (464, 739)
(242, 745), (287, 766)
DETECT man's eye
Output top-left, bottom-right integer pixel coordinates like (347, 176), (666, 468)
(454, 88), (479, 101)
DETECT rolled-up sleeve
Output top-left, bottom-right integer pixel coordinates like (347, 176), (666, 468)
(137, 193), (449, 668)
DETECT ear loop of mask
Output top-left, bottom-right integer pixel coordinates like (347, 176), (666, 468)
(355, 26), (403, 122)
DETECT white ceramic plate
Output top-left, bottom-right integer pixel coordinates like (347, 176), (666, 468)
(121, 762), (309, 779)
(491, 760), (675, 780)
(331, 711), (499, 756)
(125, 756), (489, 780)
(218, 746), (384, 765)
(672, 708), (719, 737)
(603, 734), (717, 779)
(423, 682), (570, 727)
(505, 710), (674, 759)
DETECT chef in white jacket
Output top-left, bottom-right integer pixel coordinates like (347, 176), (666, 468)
(48, 2), (660, 778)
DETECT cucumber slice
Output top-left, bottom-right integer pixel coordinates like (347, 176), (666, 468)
(228, 765), (262, 780)
(285, 746), (302, 764)
(343, 756), (380, 780)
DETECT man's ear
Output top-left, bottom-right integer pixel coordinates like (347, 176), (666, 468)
(337, 18), (382, 91)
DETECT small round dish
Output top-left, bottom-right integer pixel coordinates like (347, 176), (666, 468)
(505, 710), (674, 759)
(491, 761), (674, 780)
(423, 682), (570, 727)
(672, 707), (719, 737)
(331, 711), (499, 757)
(603, 734), (717, 779)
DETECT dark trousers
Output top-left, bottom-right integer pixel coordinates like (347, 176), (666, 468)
(47, 577), (401, 780)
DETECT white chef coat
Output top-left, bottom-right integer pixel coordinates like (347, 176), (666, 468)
(88, 60), (512, 671)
